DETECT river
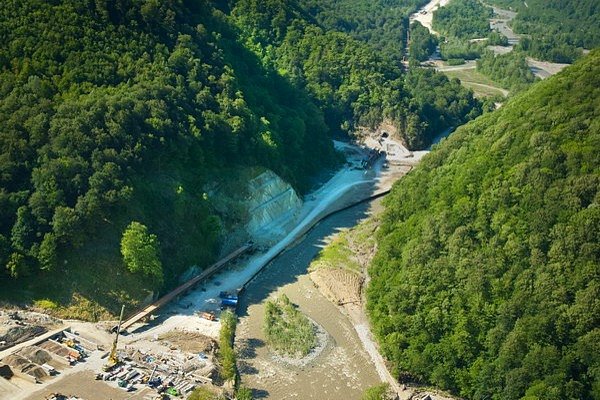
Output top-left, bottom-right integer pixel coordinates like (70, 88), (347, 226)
(236, 198), (385, 399)
(121, 141), (412, 398)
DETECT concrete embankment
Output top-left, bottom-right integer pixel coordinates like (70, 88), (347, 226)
(123, 142), (406, 339)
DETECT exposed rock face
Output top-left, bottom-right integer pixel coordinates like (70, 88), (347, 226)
(245, 170), (302, 246)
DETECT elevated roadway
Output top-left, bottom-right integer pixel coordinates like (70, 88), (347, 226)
(119, 244), (252, 332)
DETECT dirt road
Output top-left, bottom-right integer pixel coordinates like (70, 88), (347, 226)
(410, 0), (451, 35)
(434, 61), (477, 72)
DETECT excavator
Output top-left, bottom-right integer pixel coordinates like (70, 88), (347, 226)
(103, 305), (125, 371)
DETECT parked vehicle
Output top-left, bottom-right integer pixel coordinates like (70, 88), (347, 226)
(221, 298), (238, 307)
(41, 364), (56, 375)
(218, 291), (238, 301)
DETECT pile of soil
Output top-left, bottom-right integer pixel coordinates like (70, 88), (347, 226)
(39, 340), (71, 358)
(23, 364), (48, 380)
(0, 309), (60, 350)
(3, 354), (30, 369)
(159, 330), (217, 354)
(3, 353), (49, 380)
(0, 325), (47, 350)
(18, 346), (52, 365)
(0, 364), (13, 379)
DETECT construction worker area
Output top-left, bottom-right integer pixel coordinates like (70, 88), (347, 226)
(0, 246), (252, 400)
(0, 308), (224, 400)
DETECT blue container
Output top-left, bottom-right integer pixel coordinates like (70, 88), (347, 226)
(221, 298), (238, 307)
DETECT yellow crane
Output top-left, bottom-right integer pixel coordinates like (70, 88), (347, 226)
(103, 305), (125, 371)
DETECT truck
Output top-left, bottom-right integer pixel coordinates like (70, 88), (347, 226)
(218, 291), (238, 301)
(41, 364), (56, 375)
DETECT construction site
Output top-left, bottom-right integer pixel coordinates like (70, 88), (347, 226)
(0, 141), (413, 400)
(0, 246), (251, 400)
(0, 306), (231, 400)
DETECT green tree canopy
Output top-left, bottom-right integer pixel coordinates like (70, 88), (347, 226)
(187, 387), (222, 400)
(409, 21), (438, 62)
(0, 0), (342, 315)
(488, 0), (600, 62)
(120, 221), (163, 287)
(432, 0), (493, 39)
(361, 383), (391, 400)
(368, 50), (600, 399)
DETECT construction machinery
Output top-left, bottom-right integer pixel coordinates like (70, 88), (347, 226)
(103, 305), (125, 371)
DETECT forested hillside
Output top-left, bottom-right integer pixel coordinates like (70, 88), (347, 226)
(432, 0), (492, 40)
(298, 0), (427, 62)
(231, 0), (482, 148)
(368, 50), (600, 399)
(0, 0), (339, 315)
(431, 0), (494, 63)
(489, 0), (600, 63)
(476, 50), (537, 93)
(409, 22), (438, 62)
(0, 0), (484, 316)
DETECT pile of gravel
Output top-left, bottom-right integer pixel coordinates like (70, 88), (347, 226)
(0, 309), (60, 350)
(18, 346), (52, 365)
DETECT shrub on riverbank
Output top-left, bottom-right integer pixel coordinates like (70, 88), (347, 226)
(361, 383), (391, 400)
(218, 310), (237, 382)
(309, 231), (360, 274)
(235, 386), (253, 400)
(187, 387), (223, 400)
(263, 294), (316, 357)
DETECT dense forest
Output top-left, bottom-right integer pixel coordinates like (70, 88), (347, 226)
(439, 39), (484, 61)
(299, 0), (428, 63)
(230, 0), (482, 147)
(432, 0), (492, 40)
(409, 21), (438, 62)
(430, 0), (493, 62)
(0, 0), (483, 316)
(0, 0), (340, 314)
(368, 50), (600, 399)
(476, 50), (537, 93)
(489, 0), (600, 63)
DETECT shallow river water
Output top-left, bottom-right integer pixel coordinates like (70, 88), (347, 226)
(236, 198), (384, 399)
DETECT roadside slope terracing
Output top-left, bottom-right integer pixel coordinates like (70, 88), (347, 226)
(120, 141), (403, 342)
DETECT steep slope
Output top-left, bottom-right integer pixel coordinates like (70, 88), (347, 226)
(0, 0), (338, 316)
(299, 0), (428, 62)
(368, 50), (600, 399)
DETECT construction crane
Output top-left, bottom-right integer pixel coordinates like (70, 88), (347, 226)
(103, 305), (125, 371)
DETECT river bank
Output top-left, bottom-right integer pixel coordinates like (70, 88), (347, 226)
(409, 0), (451, 35)
(118, 138), (421, 399)
(308, 211), (458, 400)
(235, 199), (386, 399)
(3, 137), (421, 400)
(118, 139), (410, 341)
